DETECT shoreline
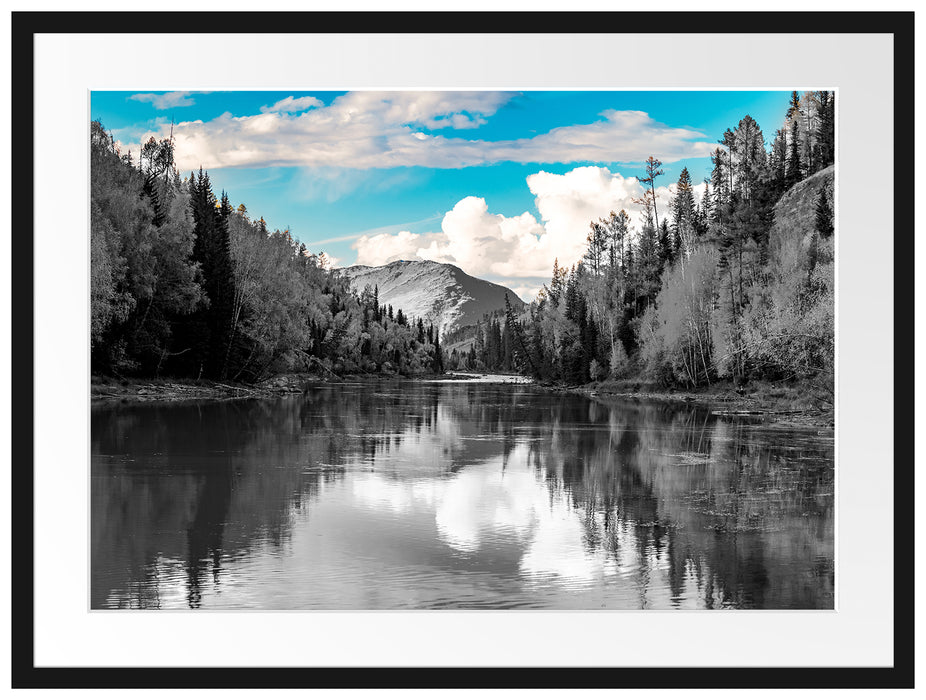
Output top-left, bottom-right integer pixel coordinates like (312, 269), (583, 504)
(90, 371), (462, 402)
(546, 380), (834, 431)
(91, 372), (833, 430)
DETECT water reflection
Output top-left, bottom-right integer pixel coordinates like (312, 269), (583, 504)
(91, 381), (834, 609)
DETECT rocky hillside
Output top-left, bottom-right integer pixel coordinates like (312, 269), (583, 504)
(336, 260), (524, 336)
(769, 164), (834, 258)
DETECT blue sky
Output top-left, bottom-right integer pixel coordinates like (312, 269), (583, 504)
(91, 90), (792, 299)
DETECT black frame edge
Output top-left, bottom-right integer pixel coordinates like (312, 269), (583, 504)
(10, 9), (915, 690)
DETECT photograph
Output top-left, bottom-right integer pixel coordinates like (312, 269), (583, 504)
(13, 7), (914, 689)
(89, 88), (836, 611)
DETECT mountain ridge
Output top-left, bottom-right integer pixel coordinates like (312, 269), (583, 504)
(336, 259), (524, 337)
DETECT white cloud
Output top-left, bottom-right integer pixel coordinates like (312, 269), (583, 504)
(129, 92), (715, 171)
(506, 281), (547, 303)
(419, 197), (548, 278)
(353, 230), (445, 267)
(129, 91), (198, 110)
(485, 110), (715, 165)
(260, 95), (324, 113)
(352, 165), (700, 290)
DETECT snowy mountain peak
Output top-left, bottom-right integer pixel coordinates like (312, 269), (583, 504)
(337, 260), (523, 337)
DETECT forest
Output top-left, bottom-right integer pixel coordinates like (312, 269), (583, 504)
(91, 90), (834, 395)
(91, 120), (443, 381)
(454, 90), (835, 397)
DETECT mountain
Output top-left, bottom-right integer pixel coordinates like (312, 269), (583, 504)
(336, 260), (524, 336)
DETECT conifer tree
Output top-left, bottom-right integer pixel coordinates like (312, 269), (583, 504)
(505, 293), (539, 378)
(639, 156), (665, 230)
(696, 180), (711, 236)
(814, 189), (834, 238)
(770, 128), (788, 192)
(814, 91), (835, 168)
(658, 219), (674, 267)
(710, 148), (729, 218)
(672, 167), (697, 254)
(549, 258), (566, 306)
(186, 172), (237, 379)
(786, 91), (803, 185)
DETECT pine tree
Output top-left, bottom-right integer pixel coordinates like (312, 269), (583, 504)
(815, 189), (834, 238)
(212, 191), (237, 379)
(584, 221), (608, 276)
(814, 91), (835, 168)
(672, 167), (697, 253)
(710, 148), (729, 219)
(549, 258), (567, 306)
(189, 169), (235, 379)
(505, 293), (538, 377)
(658, 219), (674, 267)
(787, 91), (803, 185)
(696, 180), (711, 236)
(639, 156), (665, 231)
(142, 173), (165, 228)
(732, 115), (766, 202)
(770, 128), (788, 192)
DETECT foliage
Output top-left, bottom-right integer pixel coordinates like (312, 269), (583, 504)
(91, 89), (834, 394)
(90, 120), (444, 381)
(511, 91), (834, 395)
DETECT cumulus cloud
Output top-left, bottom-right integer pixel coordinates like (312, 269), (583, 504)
(260, 95), (324, 113)
(354, 230), (446, 267)
(128, 92), (715, 171)
(351, 166), (708, 298)
(129, 91), (199, 110)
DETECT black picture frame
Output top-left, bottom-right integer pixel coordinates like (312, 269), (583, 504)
(10, 10), (915, 690)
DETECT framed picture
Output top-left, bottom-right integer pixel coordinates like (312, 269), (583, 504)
(11, 9), (914, 690)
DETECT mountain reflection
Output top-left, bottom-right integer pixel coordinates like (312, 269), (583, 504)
(91, 381), (834, 609)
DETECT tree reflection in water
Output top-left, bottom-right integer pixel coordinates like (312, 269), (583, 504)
(91, 381), (833, 609)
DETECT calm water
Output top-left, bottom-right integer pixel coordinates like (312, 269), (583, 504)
(91, 380), (834, 609)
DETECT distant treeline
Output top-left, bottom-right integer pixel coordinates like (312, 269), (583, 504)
(90, 120), (443, 381)
(442, 306), (521, 373)
(461, 91), (835, 393)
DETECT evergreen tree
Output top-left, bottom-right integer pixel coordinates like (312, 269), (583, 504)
(549, 258), (566, 306)
(814, 91), (835, 168)
(814, 189), (834, 238)
(732, 115), (766, 202)
(658, 219), (674, 267)
(770, 128), (789, 193)
(786, 91), (803, 185)
(584, 220), (608, 276)
(710, 147), (729, 219)
(696, 180), (711, 236)
(505, 293), (539, 378)
(639, 156), (665, 230)
(671, 166), (697, 254)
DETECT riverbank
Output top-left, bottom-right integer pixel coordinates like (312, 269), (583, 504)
(91, 371), (456, 401)
(547, 377), (834, 430)
(91, 375), (311, 401)
(91, 372), (834, 429)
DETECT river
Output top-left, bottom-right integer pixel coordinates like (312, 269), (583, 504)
(91, 379), (834, 609)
